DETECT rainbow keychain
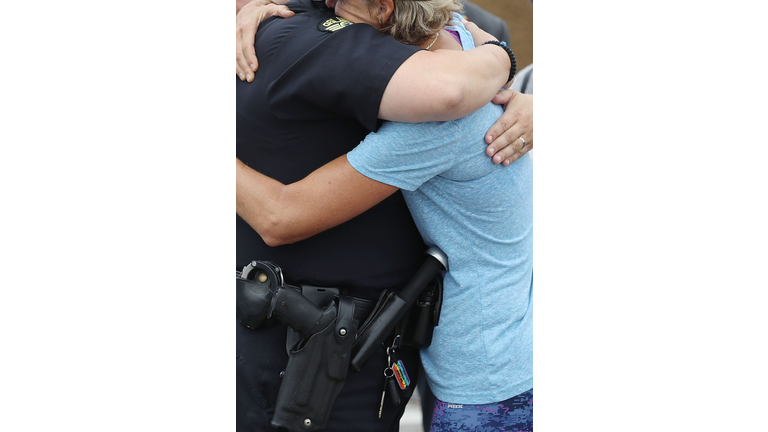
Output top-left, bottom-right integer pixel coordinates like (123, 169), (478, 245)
(392, 360), (410, 390)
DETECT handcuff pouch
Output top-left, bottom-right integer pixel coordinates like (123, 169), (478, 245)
(236, 261), (283, 329)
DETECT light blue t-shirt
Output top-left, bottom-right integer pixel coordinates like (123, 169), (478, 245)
(347, 15), (533, 404)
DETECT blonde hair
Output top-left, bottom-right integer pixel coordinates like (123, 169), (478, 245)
(385, 0), (462, 45)
(356, 0), (463, 46)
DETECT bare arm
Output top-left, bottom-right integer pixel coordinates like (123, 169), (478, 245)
(378, 19), (509, 122)
(377, 19), (513, 121)
(378, 44), (510, 122)
(236, 157), (398, 246)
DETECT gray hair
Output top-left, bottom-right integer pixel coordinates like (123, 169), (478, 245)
(356, 0), (463, 46)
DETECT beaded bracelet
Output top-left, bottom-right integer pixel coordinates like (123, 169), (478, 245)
(483, 40), (517, 83)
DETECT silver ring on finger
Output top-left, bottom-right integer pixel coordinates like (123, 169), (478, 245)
(518, 136), (526, 148)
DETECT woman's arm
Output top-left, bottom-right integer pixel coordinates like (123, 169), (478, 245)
(378, 45), (509, 122)
(236, 157), (398, 246)
(377, 19), (510, 122)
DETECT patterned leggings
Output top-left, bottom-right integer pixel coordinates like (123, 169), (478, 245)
(429, 388), (533, 432)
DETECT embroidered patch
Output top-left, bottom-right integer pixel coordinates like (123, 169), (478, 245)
(318, 17), (353, 32)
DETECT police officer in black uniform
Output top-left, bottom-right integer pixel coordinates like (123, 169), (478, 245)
(236, 1), (521, 431)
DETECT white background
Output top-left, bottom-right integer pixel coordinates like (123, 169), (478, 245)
(1, 1), (767, 431)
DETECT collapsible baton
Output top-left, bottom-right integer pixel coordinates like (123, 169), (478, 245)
(350, 247), (448, 371)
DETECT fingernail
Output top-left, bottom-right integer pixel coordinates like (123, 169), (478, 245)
(239, 73), (245, 80)
(246, 74), (251, 81)
(250, 64), (256, 71)
(493, 155), (501, 164)
(487, 147), (495, 155)
(486, 135), (493, 143)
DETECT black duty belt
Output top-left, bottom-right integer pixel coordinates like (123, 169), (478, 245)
(236, 269), (377, 324)
(235, 248), (448, 432)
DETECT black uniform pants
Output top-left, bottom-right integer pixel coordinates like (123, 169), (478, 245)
(236, 319), (420, 432)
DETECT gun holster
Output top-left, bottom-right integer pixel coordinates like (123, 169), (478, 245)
(237, 261), (358, 431)
(271, 296), (357, 432)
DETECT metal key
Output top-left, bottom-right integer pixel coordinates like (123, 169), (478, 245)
(378, 384), (386, 419)
(379, 366), (396, 418)
(379, 346), (394, 418)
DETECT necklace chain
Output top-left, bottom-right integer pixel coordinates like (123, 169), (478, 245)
(425, 32), (440, 51)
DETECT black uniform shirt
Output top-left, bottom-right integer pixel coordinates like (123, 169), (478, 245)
(236, 0), (426, 299)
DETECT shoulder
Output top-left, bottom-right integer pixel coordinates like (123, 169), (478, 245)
(310, 11), (415, 56)
(446, 13), (474, 49)
(283, 0), (316, 14)
(379, 119), (460, 139)
(256, 6), (415, 63)
(355, 120), (462, 159)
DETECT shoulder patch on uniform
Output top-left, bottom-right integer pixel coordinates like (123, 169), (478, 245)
(318, 16), (353, 32)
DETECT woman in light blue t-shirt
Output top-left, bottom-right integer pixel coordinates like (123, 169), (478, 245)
(237, 1), (533, 430)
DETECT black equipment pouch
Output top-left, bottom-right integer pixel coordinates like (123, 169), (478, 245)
(349, 291), (408, 372)
(396, 274), (443, 350)
(271, 296), (358, 432)
(350, 247), (448, 371)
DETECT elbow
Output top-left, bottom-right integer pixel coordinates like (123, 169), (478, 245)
(429, 73), (476, 120)
(436, 85), (465, 118)
(237, 191), (295, 247)
(239, 191), (311, 247)
(259, 214), (293, 247)
(261, 232), (287, 247)
(261, 228), (300, 247)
